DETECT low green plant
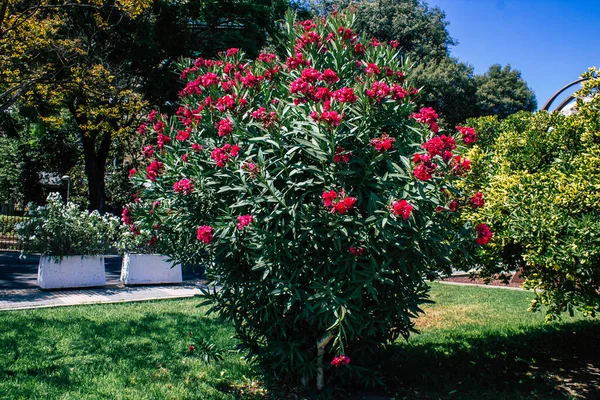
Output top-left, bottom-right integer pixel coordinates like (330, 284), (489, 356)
(16, 193), (119, 259)
(461, 67), (600, 319)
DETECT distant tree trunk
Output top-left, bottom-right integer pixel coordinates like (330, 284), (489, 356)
(81, 132), (111, 212)
(67, 97), (111, 212)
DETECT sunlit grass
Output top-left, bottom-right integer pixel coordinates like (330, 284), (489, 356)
(0, 283), (598, 399)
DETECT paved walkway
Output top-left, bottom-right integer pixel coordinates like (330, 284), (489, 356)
(0, 283), (207, 311)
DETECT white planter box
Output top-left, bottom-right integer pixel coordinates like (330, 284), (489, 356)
(38, 255), (106, 289)
(120, 254), (182, 285)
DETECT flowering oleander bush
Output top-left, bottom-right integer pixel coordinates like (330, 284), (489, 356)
(461, 67), (600, 319)
(128, 11), (488, 389)
(16, 193), (119, 260)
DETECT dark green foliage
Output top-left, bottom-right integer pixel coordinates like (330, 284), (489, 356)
(475, 64), (537, 119)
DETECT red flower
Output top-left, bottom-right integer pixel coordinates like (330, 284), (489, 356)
(370, 133), (396, 151)
(322, 190), (356, 214)
(475, 223), (493, 245)
(337, 26), (354, 40)
(448, 199), (460, 212)
(192, 143), (202, 152)
(137, 122), (147, 135)
(470, 192), (485, 208)
(299, 19), (316, 31)
(321, 69), (339, 84)
(128, 168), (137, 179)
(173, 178), (194, 195)
(333, 146), (352, 163)
(157, 133), (171, 149)
(370, 38), (380, 47)
(365, 62), (381, 76)
(331, 355), (351, 367)
(258, 52), (277, 63)
(391, 84), (408, 100)
(143, 145), (154, 158)
(197, 225), (214, 244)
(176, 129), (190, 142)
(301, 67), (321, 83)
(413, 154), (437, 181)
(365, 81), (391, 102)
(422, 135), (456, 159)
(312, 110), (343, 127)
(226, 48), (239, 57)
(216, 95), (236, 112)
(146, 160), (164, 182)
(411, 107), (439, 133)
(451, 155), (471, 176)
(236, 215), (254, 230)
(322, 190), (337, 207)
(189, 345), (195, 352)
(211, 144), (240, 168)
(216, 118), (233, 137)
(181, 153), (188, 162)
(391, 199), (413, 220)
(122, 207), (132, 225)
(349, 247), (364, 256)
(457, 125), (477, 144)
(390, 40), (400, 48)
(332, 87), (357, 103)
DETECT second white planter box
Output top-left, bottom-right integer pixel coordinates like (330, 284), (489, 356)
(38, 255), (106, 289)
(121, 254), (182, 285)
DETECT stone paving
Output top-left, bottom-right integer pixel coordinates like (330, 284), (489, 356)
(0, 283), (207, 311)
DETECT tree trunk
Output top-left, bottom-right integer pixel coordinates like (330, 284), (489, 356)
(68, 97), (112, 212)
(316, 333), (334, 391)
(81, 132), (111, 212)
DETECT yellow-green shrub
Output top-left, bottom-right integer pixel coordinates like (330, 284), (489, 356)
(462, 68), (600, 318)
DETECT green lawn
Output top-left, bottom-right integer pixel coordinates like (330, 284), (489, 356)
(0, 283), (598, 399)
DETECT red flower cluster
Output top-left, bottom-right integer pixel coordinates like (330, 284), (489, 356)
(365, 62), (381, 76)
(322, 190), (357, 214)
(143, 145), (154, 158)
(226, 47), (239, 57)
(422, 135), (456, 160)
(146, 160), (164, 182)
(251, 107), (278, 128)
(475, 223), (493, 245)
(332, 87), (357, 103)
(310, 109), (342, 127)
(286, 52), (310, 70)
(411, 107), (439, 133)
(370, 133), (395, 151)
(331, 355), (351, 367)
(192, 143), (202, 152)
(391, 199), (413, 220)
(236, 215), (254, 230)
(173, 178), (194, 195)
(365, 81), (391, 102)
(451, 155), (471, 176)
(413, 154), (437, 181)
(197, 225), (214, 244)
(258, 52), (277, 63)
(470, 192), (484, 208)
(128, 168), (137, 179)
(157, 133), (171, 149)
(391, 84), (408, 100)
(216, 118), (233, 137)
(122, 207), (132, 225)
(457, 125), (477, 144)
(349, 247), (364, 256)
(333, 146), (352, 163)
(211, 144), (240, 168)
(176, 129), (190, 142)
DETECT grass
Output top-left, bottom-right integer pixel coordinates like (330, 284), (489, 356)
(0, 283), (598, 399)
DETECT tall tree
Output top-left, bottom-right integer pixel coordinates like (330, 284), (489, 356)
(475, 64), (537, 119)
(1, 0), (287, 211)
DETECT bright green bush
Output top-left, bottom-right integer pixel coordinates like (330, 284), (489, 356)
(462, 68), (600, 319)
(128, 11), (487, 389)
(16, 193), (119, 259)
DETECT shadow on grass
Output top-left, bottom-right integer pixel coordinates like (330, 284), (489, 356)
(378, 320), (600, 400)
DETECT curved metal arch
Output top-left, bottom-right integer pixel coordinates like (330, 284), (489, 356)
(542, 77), (589, 112)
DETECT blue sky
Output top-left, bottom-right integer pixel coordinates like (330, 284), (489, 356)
(426, 0), (599, 110)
